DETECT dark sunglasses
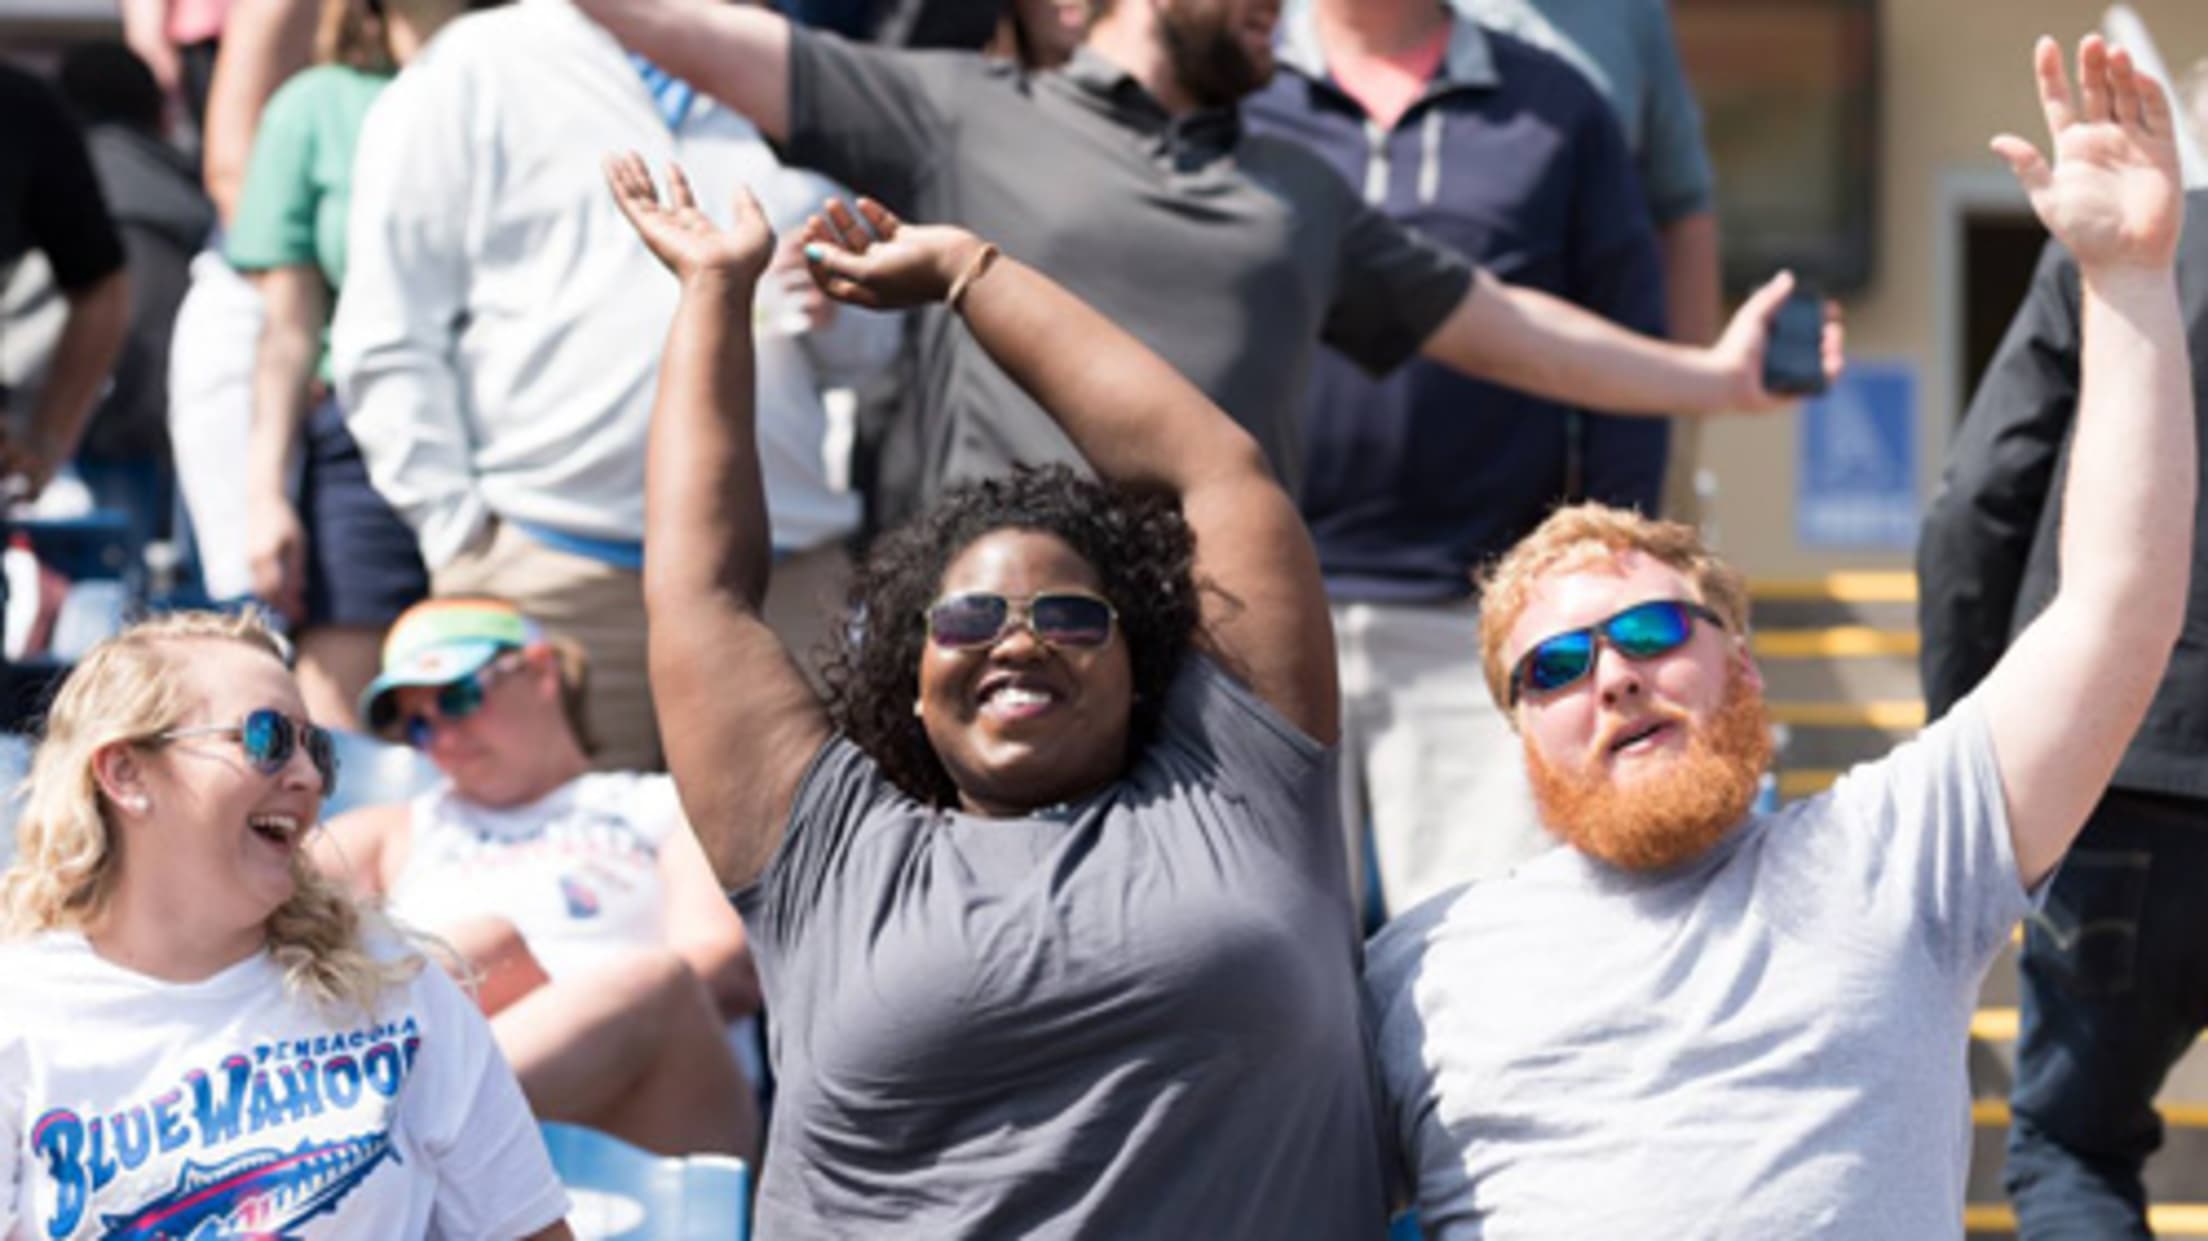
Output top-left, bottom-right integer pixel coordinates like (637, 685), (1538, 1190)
(396, 653), (522, 751)
(154, 708), (340, 796)
(923, 591), (1117, 650)
(1509, 599), (1725, 705)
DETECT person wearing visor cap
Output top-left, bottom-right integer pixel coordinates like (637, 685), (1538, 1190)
(311, 596), (762, 1161)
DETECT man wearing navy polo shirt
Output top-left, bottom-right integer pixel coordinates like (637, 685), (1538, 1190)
(1243, 0), (1668, 912)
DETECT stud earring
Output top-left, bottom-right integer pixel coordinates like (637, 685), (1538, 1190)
(122, 795), (148, 813)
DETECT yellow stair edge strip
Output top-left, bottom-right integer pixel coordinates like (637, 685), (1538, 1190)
(1965, 1203), (2208, 1234)
(1749, 572), (1918, 603)
(1778, 769), (1842, 798)
(1752, 627), (1921, 658)
(1769, 700), (1926, 730)
(1973, 1098), (2208, 1128)
(1975, 1005), (2208, 1046)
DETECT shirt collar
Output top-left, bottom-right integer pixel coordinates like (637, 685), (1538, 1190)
(1057, 44), (1242, 152)
(1276, 9), (1499, 92)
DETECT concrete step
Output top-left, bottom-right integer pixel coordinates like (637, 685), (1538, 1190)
(1771, 718), (1914, 771)
(1749, 571), (1918, 606)
(1757, 644), (1923, 703)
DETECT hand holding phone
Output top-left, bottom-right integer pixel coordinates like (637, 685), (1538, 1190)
(1761, 282), (1828, 397)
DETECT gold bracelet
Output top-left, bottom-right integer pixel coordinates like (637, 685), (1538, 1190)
(946, 242), (1001, 313)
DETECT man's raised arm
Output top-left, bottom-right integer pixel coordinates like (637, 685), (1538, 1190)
(1973, 35), (2194, 887)
(570, 0), (791, 141)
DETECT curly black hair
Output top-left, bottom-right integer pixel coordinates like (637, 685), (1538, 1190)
(820, 465), (1200, 807)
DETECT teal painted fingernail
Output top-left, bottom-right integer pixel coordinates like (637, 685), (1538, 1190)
(802, 244), (824, 262)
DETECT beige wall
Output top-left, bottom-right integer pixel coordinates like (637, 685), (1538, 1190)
(1697, 0), (2208, 576)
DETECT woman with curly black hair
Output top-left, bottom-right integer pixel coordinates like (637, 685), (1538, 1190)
(608, 153), (1381, 1237)
(823, 464), (1200, 806)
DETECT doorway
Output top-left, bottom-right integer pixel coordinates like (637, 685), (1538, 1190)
(1956, 211), (2048, 422)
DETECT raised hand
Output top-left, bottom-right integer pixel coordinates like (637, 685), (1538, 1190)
(1994, 35), (2181, 274)
(603, 151), (775, 287)
(797, 198), (987, 310)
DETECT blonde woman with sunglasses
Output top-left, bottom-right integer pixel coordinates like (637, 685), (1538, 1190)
(0, 611), (570, 1239)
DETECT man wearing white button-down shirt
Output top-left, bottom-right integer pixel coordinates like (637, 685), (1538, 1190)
(332, 0), (896, 769)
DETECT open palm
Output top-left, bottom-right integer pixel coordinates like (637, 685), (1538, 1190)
(1996, 35), (2181, 272)
(799, 197), (981, 310)
(603, 152), (775, 284)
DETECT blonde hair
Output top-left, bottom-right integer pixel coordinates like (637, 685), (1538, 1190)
(0, 611), (418, 1015)
(1477, 503), (1751, 710)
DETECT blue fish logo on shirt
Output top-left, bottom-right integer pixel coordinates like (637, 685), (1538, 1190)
(96, 1131), (395, 1240)
(559, 874), (602, 919)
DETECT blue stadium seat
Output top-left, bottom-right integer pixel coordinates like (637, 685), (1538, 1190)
(540, 1122), (750, 1241)
(1389, 1209), (1425, 1241)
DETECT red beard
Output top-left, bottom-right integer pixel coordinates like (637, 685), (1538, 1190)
(1525, 665), (1775, 872)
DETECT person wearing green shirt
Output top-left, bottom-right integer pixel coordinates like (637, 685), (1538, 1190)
(227, 0), (465, 728)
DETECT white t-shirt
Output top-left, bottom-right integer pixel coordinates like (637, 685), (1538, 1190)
(0, 931), (567, 1240)
(385, 772), (679, 981)
(1368, 695), (2032, 1238)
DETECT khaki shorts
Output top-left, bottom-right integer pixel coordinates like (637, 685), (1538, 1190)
(1334, 598), (1552, 917)
(433, 522), (660, 772)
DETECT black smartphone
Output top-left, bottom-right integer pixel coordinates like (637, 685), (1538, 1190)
(1761, 284), (1828, 397)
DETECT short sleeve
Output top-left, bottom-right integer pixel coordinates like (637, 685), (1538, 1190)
(734, 736), (903, 951)
(783, 27), (965, 218)
(1630, 0), (1715, 225)
(227, 73), (325, 272)
(1155, 653), (1333, 824)
(20, 77), (125, 291)
(398, 965), (570, 1237)
(1321, 201), (1475, 375)
(1824, 693), (2033, 978)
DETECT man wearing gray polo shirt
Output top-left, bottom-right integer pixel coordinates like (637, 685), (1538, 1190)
(574, 0), (1825, 507)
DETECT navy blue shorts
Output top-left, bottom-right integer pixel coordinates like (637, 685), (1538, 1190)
(300, 395), (428, 628)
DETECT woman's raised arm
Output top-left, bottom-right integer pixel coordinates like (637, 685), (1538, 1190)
(802, 202), (1338, 741)
(605, 154), (831, 889)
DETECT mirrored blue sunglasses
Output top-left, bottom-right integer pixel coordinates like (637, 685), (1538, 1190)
(1508, 599), (1726, 705)
(395, 652), (524, 751)
(153, 708), (339, 796)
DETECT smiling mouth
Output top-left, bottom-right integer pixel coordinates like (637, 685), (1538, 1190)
(978, 680), (1063, 720)
(247, 814), (303, 847)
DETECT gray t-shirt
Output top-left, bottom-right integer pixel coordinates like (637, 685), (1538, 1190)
(785, 32), (1473, 497)
(736, 654), (1387, 1237)
(1367, 695), (2030, 1238)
